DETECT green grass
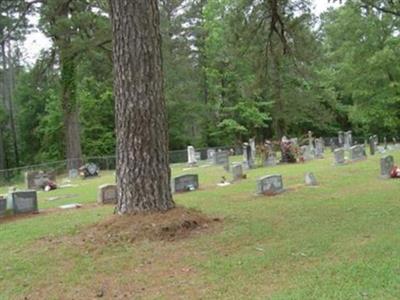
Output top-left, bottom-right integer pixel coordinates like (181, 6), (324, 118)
(1, 151), (400, 299)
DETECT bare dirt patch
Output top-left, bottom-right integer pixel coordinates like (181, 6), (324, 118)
(69, 206), (222, 247)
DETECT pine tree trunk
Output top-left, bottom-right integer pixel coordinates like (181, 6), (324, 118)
(109, 0), (175, 213)
(55, 3), (83, 171)
(60, 48), (82, 170)
(4, 41), (19, 166)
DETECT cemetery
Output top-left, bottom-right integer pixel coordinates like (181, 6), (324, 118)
(1, 0), (400, 299)
(1, 143), (400, 299)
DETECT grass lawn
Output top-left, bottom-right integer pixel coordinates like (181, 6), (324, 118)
(1, 151), (400, 299)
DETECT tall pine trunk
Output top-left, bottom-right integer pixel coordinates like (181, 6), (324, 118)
(55, 3), (82, 171)
(60, 48), (82, 170)
(109, 0), (175, 213)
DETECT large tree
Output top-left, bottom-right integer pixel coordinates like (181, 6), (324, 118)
(109, 0), (175, 213)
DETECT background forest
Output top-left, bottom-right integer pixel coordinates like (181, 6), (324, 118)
(0, 0), (399, 169)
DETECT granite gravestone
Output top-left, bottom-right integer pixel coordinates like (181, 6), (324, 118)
(0, 196), (6, 217)
(207, 149), (216, 162)
(214, 151), (230, 171)
(369, 136), (375, 155)
(231, 163), (244, 181)
(264, 141), (277, 166)
(315, 138), (324, 159)
(344, 131), (352, 150)
(256, 175), (284, 195)
(305, 172), (318, 186)
(301, 145), (314, 161)
(334, 148), (345, 165)
(338, 131), (345, 147)
(172, 174), (199, 193)
(195, 152), (202, 162)
(349, 145), (366, 162)
(98, 184), (117, 204)
(68, 169), (79, 179)
(11, 191), (38, 214)
(187, 146), (197, 166)
(243, 143), (254, 169)
(25, 171), (56, 190)
(249, 138), (256, 162)
(380, 155), (394, 179)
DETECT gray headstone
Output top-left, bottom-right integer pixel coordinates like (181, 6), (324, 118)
(344, 131), (352, 150)
(315, 138), (324, 159)
(195, 151), (201, 162)
(256, 175), (284, 195)
(25, 171), (56, 190)
(213, 151), (230, 170)
(301, 145), (314, 161)
(349, 145), (366, 162)
(207, 149), (216, 161)
(172, 174), (199, 193)
(380, 155), (394, 179)
(231, 163), (244, 181)
(69, 169), (79, 178)
(305, 172), (318, 186)
(98, 184), (117, 204)
(0, 196), (6, 217)
(11, 191), (38, 214)
(187, 146), (197, 166)
(338, 131), (345, 147)
(334, 148), (345, 165)
(243, 143), (254, 169)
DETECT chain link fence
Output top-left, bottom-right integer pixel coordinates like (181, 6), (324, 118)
(0, 146), (238, 186)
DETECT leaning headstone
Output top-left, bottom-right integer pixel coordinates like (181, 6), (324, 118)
(11, 191), (38, 215)
(256, 175), (284, 196)
(305, 172), (318, 186)
(334, 148), (345, 165)
(0, 196), (6, 217)
(98, 184), (117, 204)
(187, 146), (197, 166)
(172, 174), (199, 193)
(231, 163), (244, 181)
(214, 151), (230, 171)
(349, 145), (366, 162)
(380, 155), (394, 179)
(25, 171), (56, 190)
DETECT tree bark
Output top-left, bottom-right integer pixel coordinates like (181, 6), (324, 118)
(3, 41), (19, 166)
(109, 0), (175, 213)
(54, 2), (83, 171)
(60, 47), (82, 170)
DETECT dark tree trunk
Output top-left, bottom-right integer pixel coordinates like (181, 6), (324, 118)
(3, 41), (19, 166)
(55, 2), (83, 171)
(109, 0), (175, 213)
(60, 48), (82, 170)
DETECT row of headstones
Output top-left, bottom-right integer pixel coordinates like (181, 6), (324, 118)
(187, 146), (231, 167)
(173, 172), (318, 196)
(0, 190), (38, 217)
